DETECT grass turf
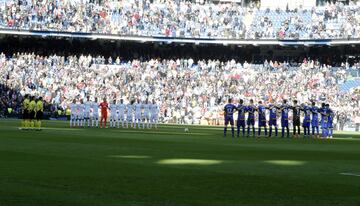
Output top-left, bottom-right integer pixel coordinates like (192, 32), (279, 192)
(0, 119), (359, 206)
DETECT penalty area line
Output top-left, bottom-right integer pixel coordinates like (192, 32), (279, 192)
(339, 172), (360, 177)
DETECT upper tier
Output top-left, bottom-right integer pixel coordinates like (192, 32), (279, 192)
(1, 1), (360, 44)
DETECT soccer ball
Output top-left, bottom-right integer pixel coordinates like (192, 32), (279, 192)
(184, 128), (189, 132)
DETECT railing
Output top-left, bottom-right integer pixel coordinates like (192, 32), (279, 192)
(2, 28), (360, 46)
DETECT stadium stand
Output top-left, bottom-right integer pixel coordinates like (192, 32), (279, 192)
(0, 52), (359, 125)
(0, 0), (360, 40)
(0, 0), (359, 129)
(339, 78), (360, 92)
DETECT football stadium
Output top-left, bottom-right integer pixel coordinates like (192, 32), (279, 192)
(0, 0), (360, 205)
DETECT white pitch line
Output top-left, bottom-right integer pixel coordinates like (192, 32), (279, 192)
(339, 173), (360, 177)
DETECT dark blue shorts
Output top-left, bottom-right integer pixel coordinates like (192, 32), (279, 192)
(269, 119), (277, 126)
(224, 117), (234, 126)
(302, 119), (311, 127)
(281, 118), (288, 127)
(327, 121), (333, 128)
(247, 118), (255, 126)
(321, 120), (328, 129)
(311, 119), (319, 127)
(258, 119), (267, 127)
(237, 119), (246, 127)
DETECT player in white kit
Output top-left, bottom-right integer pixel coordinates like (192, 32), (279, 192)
(117, 99), (126, 128)
(109, 99), (118, 128)
(134, 99), (143, 129)
(77, 99), (85, 127)
(91, 97), (99, 127)
(84, 96), (92, 127)
(70, 99), (77, 127)
(150, 99), (159, 129)
(126, 100), (134, 128)
(143, 99), (151, 129)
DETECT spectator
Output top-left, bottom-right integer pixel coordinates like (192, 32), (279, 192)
(0, 52), (359, 125)
(1, 0), (360, 40)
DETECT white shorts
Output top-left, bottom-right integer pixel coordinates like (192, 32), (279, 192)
(151, 114), (158, 121)
(84, 112), (90, 119)
(143, 113), (150, 120)
(118, 113), (125, 120)
(71, 113), (76, 120)
(135, 113), (141, 120)
(110, 113), (117, 119)
(78, 113), (84, 119)
(92, 112), (99, 119)
(127, 115), (133, 122)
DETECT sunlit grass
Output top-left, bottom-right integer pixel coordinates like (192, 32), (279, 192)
(264, 160), (307, 166)
(157, 158), (223, 165)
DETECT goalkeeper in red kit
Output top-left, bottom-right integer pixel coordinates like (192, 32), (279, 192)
(99, 98), (109, 128)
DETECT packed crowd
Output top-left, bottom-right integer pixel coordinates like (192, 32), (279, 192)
(1, 0), (360, 39)
(0, 52), (359, 126)
(0, 83), (21, 116)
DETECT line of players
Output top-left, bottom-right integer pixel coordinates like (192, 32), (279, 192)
(69, 97), (160, 129)
(21, 94), (44, 130)
(224, 98), (334, 139)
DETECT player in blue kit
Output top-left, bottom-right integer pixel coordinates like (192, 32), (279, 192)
(267, 104), (278, 137)
(224, 98), (237, 138)
(236, 99), (246, 138)
(301, 103), (311, 138)
(310, 102), (320, 138)
(326, 104), (334, 139)
(319, 103), (328, 138)
(246, 99), (256, 137)
(257, 101), (267, 137)
(279, 100), (290, 138)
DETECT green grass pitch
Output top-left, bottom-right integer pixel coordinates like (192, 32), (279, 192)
(0, 119), (359, 206)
